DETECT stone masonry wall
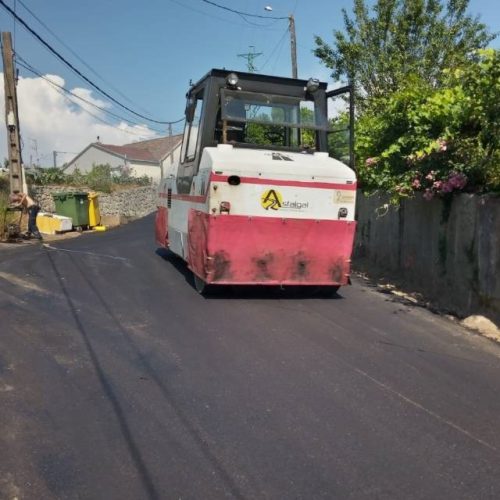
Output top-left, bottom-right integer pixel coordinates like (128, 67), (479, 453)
(354, 192), (500, 324)
(30, 185), (157, 218)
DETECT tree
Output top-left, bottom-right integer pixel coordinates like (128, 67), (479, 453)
(314, 0), (494, 104)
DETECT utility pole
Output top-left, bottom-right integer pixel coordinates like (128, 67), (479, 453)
(2, 32), (23, 195)
(237, 46), (263, 73)
(30, 138), (39, 166)
(288, 15), (297, 79)
(52, 151), (77, 168)
(168, 123), (172, 136)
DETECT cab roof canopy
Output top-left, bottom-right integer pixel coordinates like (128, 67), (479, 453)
(189, 68), (328, 97)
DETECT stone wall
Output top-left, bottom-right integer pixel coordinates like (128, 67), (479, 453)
(30, 185), (157, 218)
(355, 192), (500, 323)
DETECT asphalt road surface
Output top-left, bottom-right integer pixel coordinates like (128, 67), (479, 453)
(1, 215), (500, 500)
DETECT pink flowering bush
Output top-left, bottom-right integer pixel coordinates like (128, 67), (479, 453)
(411, 171), (468, 200)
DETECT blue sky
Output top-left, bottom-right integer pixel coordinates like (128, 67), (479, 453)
(0, 0), (499, 162)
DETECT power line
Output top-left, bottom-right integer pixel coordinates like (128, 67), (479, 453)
(199, 0), (287, 20)
(16, 0), (153, 116)
(15, 54), (166, 134)
(49, 85), (161, 140)
(236, 12), (281, 28)
(260, 27), (289, 71)
(166, 0), (280, 29)
(270, 32), (288, 75)
(0, 0), (183, 125)
(15, 62), (164, 140)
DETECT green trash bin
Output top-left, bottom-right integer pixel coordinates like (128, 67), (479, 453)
(52, 192), (90, 230)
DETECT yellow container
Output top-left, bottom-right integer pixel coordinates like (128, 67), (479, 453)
(88, 192), (101, 227)
(36, 213), (73, 234)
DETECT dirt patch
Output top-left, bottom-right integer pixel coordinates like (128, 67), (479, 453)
(462, 316), (500, 341)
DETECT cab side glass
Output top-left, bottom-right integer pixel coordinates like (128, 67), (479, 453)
(181, 92), (204, 163)
(185, 97), (196, 123)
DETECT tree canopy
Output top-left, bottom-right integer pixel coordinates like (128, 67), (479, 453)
(314, 0), (494, 103)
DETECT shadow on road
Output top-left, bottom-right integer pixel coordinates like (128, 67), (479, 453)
(46, 248), (246, 500)
(45, 249), (161, 500)
(155, 248), (345, 301)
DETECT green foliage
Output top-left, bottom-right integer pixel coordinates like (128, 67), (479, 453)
(355, 49), (500, 201)
(314, 0), (494, 106)
(27, 166), (67, 185)
(245, 107), (318, 149)
(0, 178), (13, 237)
(329, 112), (350, 163)
(85, 164), (112, 193)
(25, 164), (152, 192)
(67, 167), (86, 186)
(113, 173), (151, 187)
(314, 0), (497, 202)
(246, 118), (286, 147)
(0, 173), (9, 193)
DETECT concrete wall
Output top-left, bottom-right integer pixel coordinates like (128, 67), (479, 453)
(355, 192), (500, 323)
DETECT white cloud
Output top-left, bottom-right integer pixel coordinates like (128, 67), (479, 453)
(0, 73), (159, 166)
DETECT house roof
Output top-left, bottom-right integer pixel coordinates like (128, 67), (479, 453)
(95, 143), (157, 162)
(65, 134), (183, 169)
(122, 135), (183, 161)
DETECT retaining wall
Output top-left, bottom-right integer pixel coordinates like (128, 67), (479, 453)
(355, 192), (500, 323)
(30, 185), (157, 218)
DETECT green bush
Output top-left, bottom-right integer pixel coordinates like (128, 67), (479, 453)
(0, 173), (9, 193)
(0, 189), (13, 237)
(24, 163), (152, 192)
(356, 49), (500, 203)
(26, 167), (67, 185)
(86, 164), (112, 193)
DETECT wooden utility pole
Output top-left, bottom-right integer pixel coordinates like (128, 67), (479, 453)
(2, 32), (23, 195)
(289, 15), (297, 79)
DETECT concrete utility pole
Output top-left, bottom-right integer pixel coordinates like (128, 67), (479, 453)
(2, 32), (23, 195)
(52, 151), (76, 168)
(289, 15), (297, 79)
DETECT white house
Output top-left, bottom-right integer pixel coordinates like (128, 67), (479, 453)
(64, 135), (183, 182)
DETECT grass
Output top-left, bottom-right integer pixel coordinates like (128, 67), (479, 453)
(0, 175), (19, 238)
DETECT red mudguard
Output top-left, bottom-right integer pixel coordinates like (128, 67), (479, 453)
(155, 207), (168, 247)
(188, 210), (356, 285)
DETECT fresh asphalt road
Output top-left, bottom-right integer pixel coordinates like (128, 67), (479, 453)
(1, 215), (500, 500)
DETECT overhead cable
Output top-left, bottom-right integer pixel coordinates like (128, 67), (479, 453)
(199, 0), (287, 20)
(16, 0), (152, 115)
(167, 0), (279, 28)
(0, 0), (184, 125)
(260, 27), (289, 71)
(15, 55), (166, 135)
(29, 73), (162, 140)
